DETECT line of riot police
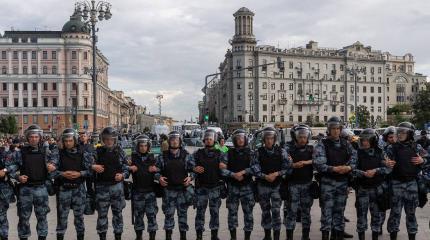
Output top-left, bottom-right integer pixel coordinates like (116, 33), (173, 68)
(0, 117), (429, 240)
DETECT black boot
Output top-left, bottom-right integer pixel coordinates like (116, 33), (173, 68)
(408, 234), (416, 240)
(337, 231), (344, 240)
(135, 230), (143, 240)
(1, 237), (8, 240)
(273, 230), (280, 240)
(229, 229), (236, 240)
(57, 234), (64, 240)
(114, 233), (122, 240)
(302, 228), (310, 240)
(390, 232), (397, 240)
(180, 231), (187, 240)
(372, 232), (379, 240)
(322, 231), (330, 240)
(165, 230), (172, 240)
(149, 231), (156, 240)
(77, 233), (84, 240)
(99, 232), (107, 240)
(286, 229), (293, 240)
(196, 230), (203, 240)
(358, 232), (365, 240)
(296, 210), (301, 222)
(330, 230), (335, 240)
(19, 238), (27, 240)
(38, 237), (46, 240)
(343, 231), (352, 239)
(263, 229), (272, 240)
(244, 231), (251, 240)
(211, 230), (219, 240)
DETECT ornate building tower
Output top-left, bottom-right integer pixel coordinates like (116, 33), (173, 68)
(231, 7), (256, 52)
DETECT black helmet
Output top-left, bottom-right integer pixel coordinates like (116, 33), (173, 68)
(168, 131), (182, 148)
(382, 126), (396, 142)
(217, 133), (225, 141)
(232, 129), (248, 147)
(292, 124), (312, 143)
(61, 128), (78, 146)
(24, 124), (43, 141)
(397, 122), (415, 141)
(421, 130), (427, 136)
(359, 128), (378, 148)
(203, 129), (218, 146)
(262, 127), (278, 143)
(100, 127), (119, 144)
(327, 116), (343, 129)
(135, 134), (151, 152)
(290, 123), (309, 141)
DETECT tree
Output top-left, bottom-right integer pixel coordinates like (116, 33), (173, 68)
(0, 115), (18, 135)
(355, 105), (371, 128)
(412, 86), (430, 129)
(387, 104), (412, 115)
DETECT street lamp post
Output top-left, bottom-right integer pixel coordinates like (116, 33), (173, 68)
(346, 65), (365, 128)
(74, 0), (112, 141)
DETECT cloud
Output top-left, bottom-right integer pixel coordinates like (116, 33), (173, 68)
(1, 0), (430, 120)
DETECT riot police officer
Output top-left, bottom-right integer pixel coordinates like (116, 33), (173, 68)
(129, 134), (158, 240)
(220, 129), (255, 240)
(284, 124), (314, 240)
(52, 128), (92, 240)
(313, 116), (357, 240)
(0, 140), (14, 240)
(252, 127), (290, 240)
(9, 125), (56, 240)
(92, 127), (129, 240)
(191, 129), (224, 240)
(155, 131), (193, 240)
(353, 128), (391, 240)
(385, 122), (428, 240)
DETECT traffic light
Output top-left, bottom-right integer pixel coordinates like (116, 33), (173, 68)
(204, 115), (209, 121)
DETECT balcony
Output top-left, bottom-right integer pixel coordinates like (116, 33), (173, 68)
(278, 99), (287, 105)
(330, 100), (339, 105)
(294, 99), (323, 106)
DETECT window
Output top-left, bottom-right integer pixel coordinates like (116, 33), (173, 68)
(263, 115), (267, 122)
(370, 96), (374, 104)
(289, 83), (293, 90)
(14, 83), (18, 91)
(22, 51), (27, 60)
(31, 51), (36, 60)
(298, 116), (302, 122)
(84, 98), (88, 108)
(13, 67), (18, 74)
(42, 51), (47, 60)
(298, 105), (302, 112)
(72, 51), (77, 60)
(289, 62), (293, 69)
(72, 66), (77, 74)
(280, 83), (284, 90)
(44, 115), (49, 124)
(237, 83), (241, 89)
(370, 106), (374, 112)
(248, 82), (253, 89)
(32, 115), (38, 123)
(1, 51), (6, 59)
(84, 83), (88, 91)
(23, 98), (28, 107)
(23, 115), (28, 124)
(262, 104), (267, 111)
(237, 94), (241, 100)
(23, 66), (28, 74)
(331, 105), (336, 112)
(52, 98), (57, 107)
(52, 51), (57, 60)
(31, 66), (37, 74)
(271, 105), (276, 112)
(43, 66), (48, 74)
(32, 98), (37, 107)
(378, 106), (382, 112)
(262, 82), (267, 89)
(2, 98), (7, 107)
(52, 83), (57, 91)
(13, 51), (18, 60)
(32, 83), (37, 90)
(363, 86), (367, 93)
(2, 83), (7, 91)
(271, 116), (275, 122)
(43, 83), (48, 90)
(14, 98), (18, 107)
(378, 97), (381, 103)
(84, 52), (88, 60)
(271, 83), (275, 90)
(43, 98), (48, 107)
(72, 83), (77, 91)
(332, 85), (336, 92)
(1, 66), (6, 74)
(378, 87), (381, 93)
(23, 83), (27, 91)
(52, 66), (57, 74)
(370, 86), (374, 93)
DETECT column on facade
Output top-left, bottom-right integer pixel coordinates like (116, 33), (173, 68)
(37, 49), (41, 74)
(28, 84), (32, 108)
(7, 50), (12, 73)
(37, 82), (42, 107)
(57, 49), (61, 75)
(66, 82), (71, 107)
(77, 50), (81, 75)
(58, 81), (64, 107)
(77, 82), (83, 108)
(18, 50), (22, 74)
(18, 83), (23, 107)
(27, 50), (31, 72)
(8, 83), (13, 107)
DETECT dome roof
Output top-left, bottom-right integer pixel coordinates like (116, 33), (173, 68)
(237, 7), (251, 12)
(62, 13), (90, 34)
(234, 7), (254, 16)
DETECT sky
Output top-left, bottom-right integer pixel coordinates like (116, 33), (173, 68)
(1, 0), (430, 121)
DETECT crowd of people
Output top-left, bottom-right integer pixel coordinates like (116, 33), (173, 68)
(0, 117), (429, 240)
